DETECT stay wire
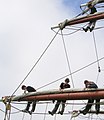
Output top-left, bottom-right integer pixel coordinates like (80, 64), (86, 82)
(11, 28), (60, 96)
(92, 31), (101, 73)
(61, 30), (74, 88)
(36, 56), (104, 90)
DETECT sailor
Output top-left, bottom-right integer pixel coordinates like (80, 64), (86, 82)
(83, 2), (97, 32)
(48, 78), (70, 115)
(80, 80), (100, 115)
(80, 0), (104, 8)
(21, 85), (36, 115)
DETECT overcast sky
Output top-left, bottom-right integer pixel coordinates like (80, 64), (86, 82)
(0, 0), (104, 120)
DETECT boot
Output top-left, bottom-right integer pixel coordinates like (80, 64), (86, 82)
(83, 28), (88, 32)
(90, 27), (94, 32)
(48, 111), (54, 116)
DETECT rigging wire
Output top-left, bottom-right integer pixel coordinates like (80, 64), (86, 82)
(51, 23), (88, 36)
(60, 32), (77, 117)
(36, 56), (104, 90)
(11, 28), (60, 97)
(96, 71), (100, 84)
(4, 108), (9, 120)
(0, 108), (4, 113)
(29, 114), (32, 120)
(92, 31), (101, 73)
(22, 113), (25, 120)
(96, 5), (104, 8)
(43, 103), (48, 120)
(52, 28), (81, 36)
(12, 101), (104, 106)
(60, 25), (104, 36)
(61, 30), (74, 88)
(11, 101), (52, 105)
(5, 100), (104, 115)
(92, 31), (102, 85)
(52, 19), (104, 36)
(3, 102), (11, 120)
(4, 28), (60, 120)
(5, 101), (103, 116)
(8, 109), (11, 120)
(11, 105), (22, 112)
(94, 26), (104, 30)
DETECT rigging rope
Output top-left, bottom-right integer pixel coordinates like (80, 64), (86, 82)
(51, 23), (88, 36)
(36, 56), (104, 90)
(0, 108), (4, 113)
(8, 109), (11, 120)
(6, 28), (60, 120)
(11, 28), (60, 96)
(92, 31), (101, 73)
(96, 71), (100, 83)
(61, 30), (74, 88)
(29, 114), (32, 120)
(22, 113), (25, 120)
(43, 103), (48, 120)
(6, 100), (104, 115)
(3, 100), (11, 120)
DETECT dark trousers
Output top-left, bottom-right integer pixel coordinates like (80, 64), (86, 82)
(95, 99), (100, 113)
(25, 101), (36, 112)
(82, 99), (100, 115)
(51, 100), (66, 114)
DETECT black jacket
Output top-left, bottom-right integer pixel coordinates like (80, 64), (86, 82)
(60, 82), (70, 89)
(26, 86), (36, 92)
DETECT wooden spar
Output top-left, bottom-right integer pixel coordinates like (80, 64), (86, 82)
(11, 88), (104, 101)
(51, 12), (104, 30)
(65, 12), (104, 26)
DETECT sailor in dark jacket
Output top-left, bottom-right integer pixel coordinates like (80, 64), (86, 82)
(21, 85), (36, 115)
(48, 78), (70, 115)
(80, 80), (100, 115)
(83, 2), (97, 32)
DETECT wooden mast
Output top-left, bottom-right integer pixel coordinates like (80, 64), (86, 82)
(12, 88), (104, 101)
(65, 12), (104, 26)
(51, 12), (104, 30)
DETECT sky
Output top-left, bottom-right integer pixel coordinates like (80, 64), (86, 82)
(0, 0), (104, 120)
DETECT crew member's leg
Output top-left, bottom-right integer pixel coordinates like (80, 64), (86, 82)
(95, 99), (100, 114)
(22, 101), (32, 112)
(83, 22), (92, 32)
(31, 101), (36, 112)
(48, 100), (61, 115)
(90, 21), (96, 32)
(58, 100), (66, 115)
(80, 99), (94, 115)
